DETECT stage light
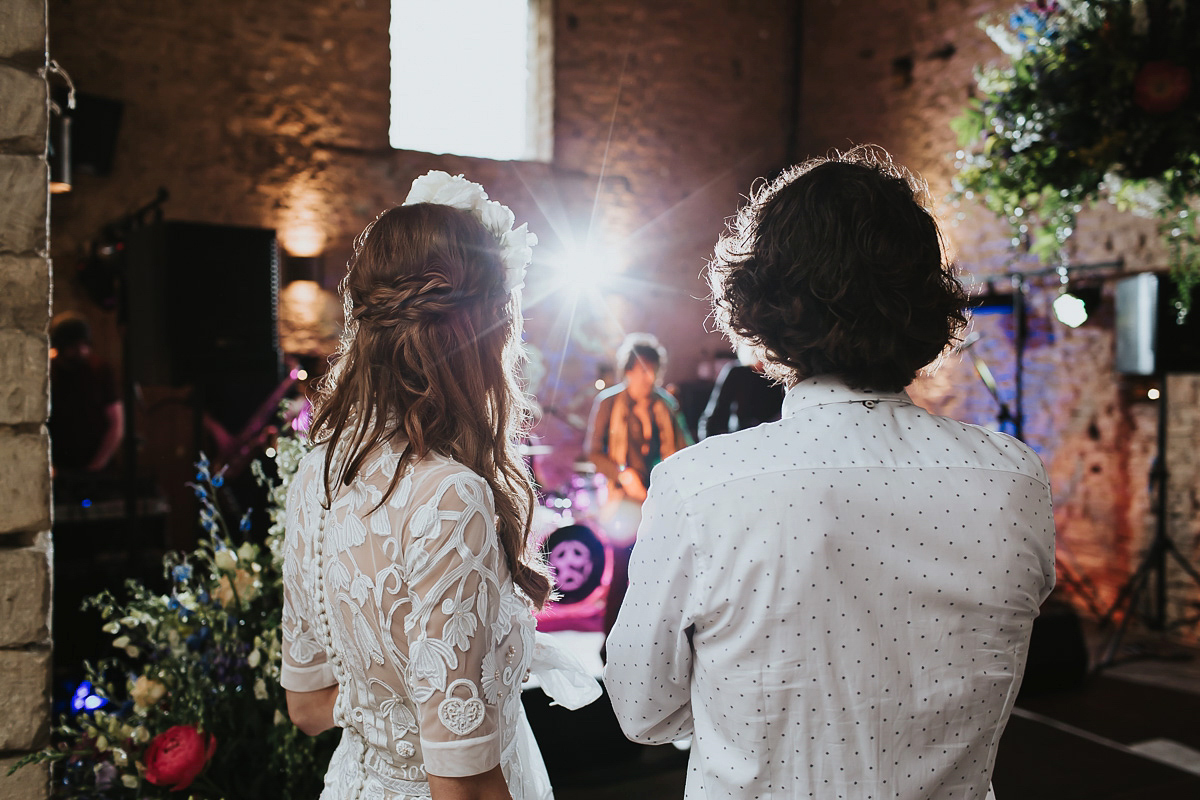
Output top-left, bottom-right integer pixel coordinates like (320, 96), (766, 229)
(265, 447), (277, 458)
(552, 243), (624, 293)
(1053, 286), (1102, 328)
(594, 379), (606, 390)
(1053, 292), (1088, 328)
(1148, 387), (1161, 400)
(70, 681), (108, 714)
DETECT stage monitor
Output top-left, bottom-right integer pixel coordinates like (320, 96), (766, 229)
(124, 220), (282, 390)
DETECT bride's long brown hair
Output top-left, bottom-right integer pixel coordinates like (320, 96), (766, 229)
(309, 202), (552, 608)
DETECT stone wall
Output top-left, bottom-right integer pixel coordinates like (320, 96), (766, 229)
(799, 0), (1200, 635)
(0, 0), (53, 797)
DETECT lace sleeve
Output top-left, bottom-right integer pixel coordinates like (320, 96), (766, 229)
(402, 470), (506, 778)
(280, 457), (335, 692)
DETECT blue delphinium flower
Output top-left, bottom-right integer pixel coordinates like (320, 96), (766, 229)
(172, 564), (193, 583)
(239, 509), (253, 533)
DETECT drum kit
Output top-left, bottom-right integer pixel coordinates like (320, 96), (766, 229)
(520, 443), (622, 632)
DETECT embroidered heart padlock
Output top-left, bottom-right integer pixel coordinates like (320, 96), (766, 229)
(437, 678), (487, 736)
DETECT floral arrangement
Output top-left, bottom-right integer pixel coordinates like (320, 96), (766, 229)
(951, 0), (1200, 310)
(8, 423), (336, 798)
(402, 170), (538, 292)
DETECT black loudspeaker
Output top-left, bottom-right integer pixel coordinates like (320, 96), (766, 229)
(124, 221), (282, 397)
(1019, 594), (1089, 697)
(1115, 273), (1200, 375)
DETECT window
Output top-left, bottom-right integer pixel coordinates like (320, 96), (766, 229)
(390, 0), (552, 161)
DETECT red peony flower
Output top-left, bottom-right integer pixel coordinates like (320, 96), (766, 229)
(1133, 61), (1192, 113)
(143, 725), (217, 791)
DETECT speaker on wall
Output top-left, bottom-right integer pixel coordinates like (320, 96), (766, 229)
(1114, 272), (1200, 376)
(123, 221), (282, 397)
(51, 88), (124, 177)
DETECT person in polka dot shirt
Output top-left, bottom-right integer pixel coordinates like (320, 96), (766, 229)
(604, 145), (1056, 800)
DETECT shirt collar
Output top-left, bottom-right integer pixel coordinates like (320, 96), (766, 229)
(781, 374), (912, 418)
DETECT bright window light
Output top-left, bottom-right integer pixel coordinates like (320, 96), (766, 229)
(391, 0), (532, 160)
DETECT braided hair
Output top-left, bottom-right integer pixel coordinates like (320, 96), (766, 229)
(309, 202), (552, 608)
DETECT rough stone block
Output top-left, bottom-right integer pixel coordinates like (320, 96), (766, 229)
(0, 540), (51, 646)
(0, 155), (48, 255)
(0, 648), (50, 751)
(0, 66), (47, 152)
(0, 429), (50, 534)
(0, 0), (45, 60)
(0, 755), (49, 800)
(0, 254), (49, 332)
(0, 329), (48, 425)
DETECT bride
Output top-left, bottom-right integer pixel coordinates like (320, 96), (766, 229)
(279, 172), (598, 800)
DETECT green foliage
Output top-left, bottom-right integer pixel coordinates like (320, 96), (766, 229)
(952, 0), (1200, 309)
(8, 427), (336, 799)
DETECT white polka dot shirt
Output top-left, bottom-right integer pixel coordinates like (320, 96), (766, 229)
(604, 375), (1056, 800)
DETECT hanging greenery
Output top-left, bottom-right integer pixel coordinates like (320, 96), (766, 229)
(951, 0), (1200, 313)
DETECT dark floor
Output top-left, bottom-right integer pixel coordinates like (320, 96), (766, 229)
(525, 623), (1200, 800)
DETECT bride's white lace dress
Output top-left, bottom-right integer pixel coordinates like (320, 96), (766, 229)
(281, 439), (593, 800)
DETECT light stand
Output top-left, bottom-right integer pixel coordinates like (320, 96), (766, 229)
(1096, 375), (1200, 669)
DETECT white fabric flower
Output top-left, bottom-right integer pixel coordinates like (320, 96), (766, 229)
(404, 170), (487, 210)
(479, 200), (516, 236)
(409, 635), (456, 692)
(441, 596), (479, 652)
(500, 224), (537, 291)
(409, 504), (440, 541)
(480, 650), (501, 704)
(402, 170), (536, 295)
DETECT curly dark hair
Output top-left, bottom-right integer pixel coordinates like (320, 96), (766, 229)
(615, 332), (667, 376)
(709, 145), (969, 392)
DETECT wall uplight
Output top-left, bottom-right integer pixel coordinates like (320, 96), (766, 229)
(278, 224), (326, 259)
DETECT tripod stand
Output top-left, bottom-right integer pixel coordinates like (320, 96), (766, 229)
(1096, 376), (1200, 669)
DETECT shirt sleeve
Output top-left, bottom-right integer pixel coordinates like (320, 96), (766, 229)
(604, 463), (697, 744)
(280, 460), (336, 692)
(402, 471), (506, 778)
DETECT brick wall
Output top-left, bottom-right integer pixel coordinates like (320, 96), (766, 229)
(46, 0), (797, 501)
(0, 0), (53, 797)
(800, 0), (1200, 634)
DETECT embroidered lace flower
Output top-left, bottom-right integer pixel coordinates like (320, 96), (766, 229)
(403, 170), (537, 292)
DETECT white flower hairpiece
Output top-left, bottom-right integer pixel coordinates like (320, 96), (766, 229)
(403, 170), (537, 293)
